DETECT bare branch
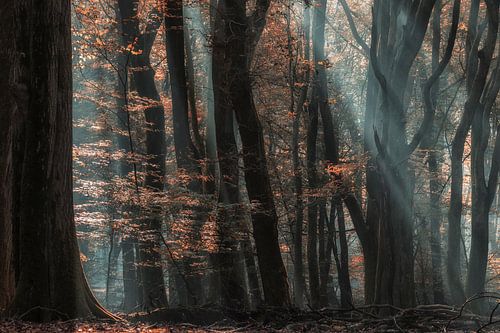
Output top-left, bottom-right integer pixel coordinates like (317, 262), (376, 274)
(338, 0), (369, 56)
(407, 0), (461, 154)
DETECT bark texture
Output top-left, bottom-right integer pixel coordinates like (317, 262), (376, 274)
(213, 0), (291, 307)
(3, 0), (112, 321)
(118, 0), (168, 309)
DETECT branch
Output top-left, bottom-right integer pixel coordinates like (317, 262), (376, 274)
(338, 0), (369, 56)
(139, 6), (164, 56)
(342, 193), (368, 245)
(407, 0), (461, 154)
(247, 0), (271, 61)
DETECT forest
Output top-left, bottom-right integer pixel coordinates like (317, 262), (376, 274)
(0, 0), (499, 331)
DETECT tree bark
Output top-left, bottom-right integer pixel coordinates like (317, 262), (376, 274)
(0, 2), (16, 312)
(448, 0), (497, 308)
(165, 0), (206, 306)
(216, 0), (291, 307)
(290, 3), (312, 309)
(118, 0), (168, 309)
(4, 0), (113, 320)
(465, 1), (499, 311)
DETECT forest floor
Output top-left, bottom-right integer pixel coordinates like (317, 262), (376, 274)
(0, 305), (498, 332)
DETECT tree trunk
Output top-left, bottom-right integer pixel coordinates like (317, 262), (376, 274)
(318, 202), (330, 307)
(113, 34), (142, 311)
(0, 2), (16, 311)
(336, 202), (353, 308)
(241, 237), (262, 308)
(306, 81), (320, 308)
(466, 0), (499, 306)
(118, 0), (168, 309)
(449, 0), (498, 308)
(215, 0), (291, 307)
(364, 0), (440, 308)
(291, 3), (311, 309)
(423, 0), (445, 304)
(165, 0), (207, 306)
(210, 0), (249, 309)
(4, 0), (112, 320)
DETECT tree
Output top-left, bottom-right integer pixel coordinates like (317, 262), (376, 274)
(448, 0), (498, 308)
(212, 0), (248, 309)
(164, 0), (205, 306)
(117, 0), (168, 309)
(0, 0), (113, 321)
(465, 0), (499, 309)
(337, 0), (459, 307)
(0, 1), (16, 312)
(212, 0), (291, 307)
(422, 0), (445, 304)
(290, 2), (311, 309)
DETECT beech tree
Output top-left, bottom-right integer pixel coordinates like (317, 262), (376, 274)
(2, 0), (500, 323)
(212, 0), (291, 307)
(117, 0), (168, 309)
(0, 0), (113, 321)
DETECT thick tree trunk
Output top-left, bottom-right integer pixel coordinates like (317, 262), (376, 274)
(0, 2), (16, 311)
(4, 0), (112, 320)
(466, 0), (499, 305)
(365, 0), (440, 308)
(114, 40), (142, 311)
(215, 0), (291, 307)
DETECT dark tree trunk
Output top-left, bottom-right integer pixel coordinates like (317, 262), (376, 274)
(113, 34), (142, 311)
(423, 0), (445, 304)
(165, 0), (205, 306)
(465, 1), (499, 311)
(336, 202), (353, 308)
(211, 0), (247, 309)
(3, 0), (112, 320)
(306, 88), (320, 308)
(0, 2), (16, 311)
(241, 237), (263, 308)
(306, 1), (333, 309)
(318, 202), (330, 307)
(122, 238), (140, 312)
(312, 0), (354, 308)
(215, 0), (291, 307)
(449, 0), (497, 308)
(291, 2), (311, 310)
(118, 0), (168, 309)
(364, 0), (443, 308)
